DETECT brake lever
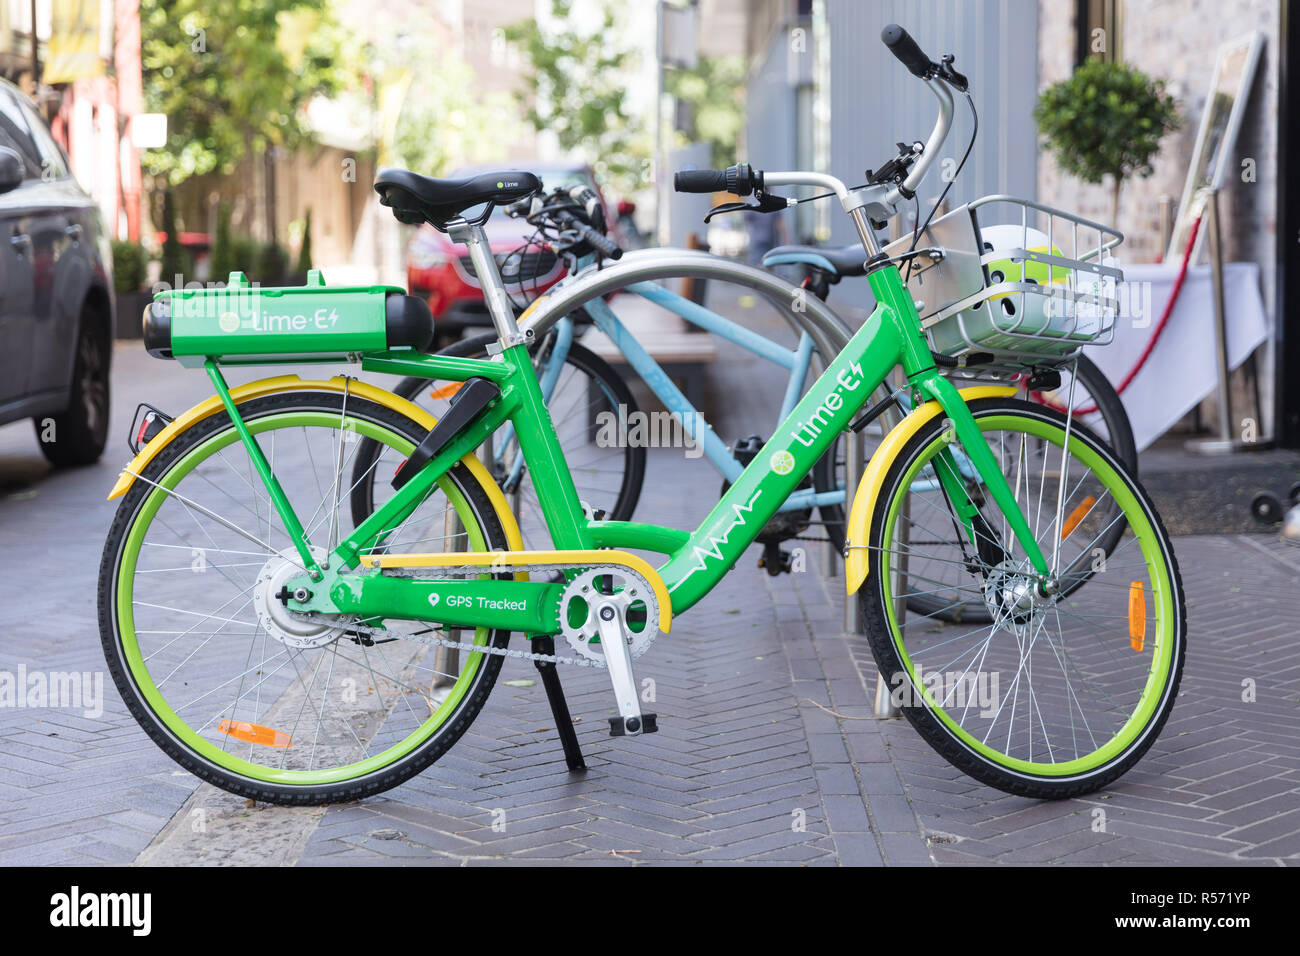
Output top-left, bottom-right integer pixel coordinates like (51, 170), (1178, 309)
(938, 54), (968, 92)
(703, 189), (789, 224)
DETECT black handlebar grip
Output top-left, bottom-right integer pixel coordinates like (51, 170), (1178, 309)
(881, 24), (934, 79)
(674, 169), (730, 194)
(581, 222), (623, 260)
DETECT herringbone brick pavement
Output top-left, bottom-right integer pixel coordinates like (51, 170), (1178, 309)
(1, 299), (1298, 866)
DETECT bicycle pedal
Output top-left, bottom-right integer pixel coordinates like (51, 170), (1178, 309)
(757, 542), (793, 576)
(608, 714), (658, 737)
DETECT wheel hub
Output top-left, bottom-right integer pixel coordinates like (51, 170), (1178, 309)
(254, 549), (353, 649)
(983, 559), (1049, 626)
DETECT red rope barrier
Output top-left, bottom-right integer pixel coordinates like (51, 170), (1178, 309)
(1032, 214), (1204, 415)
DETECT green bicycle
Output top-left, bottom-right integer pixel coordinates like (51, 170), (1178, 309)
(98, 26), (1184, 803)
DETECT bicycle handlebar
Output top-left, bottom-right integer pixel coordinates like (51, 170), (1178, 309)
(672, 25), (960, 231)
(898, 76), (954, 198)
(506, 186), (623, 260)
(881, 24), (935, 79)
(556, 208), (623, 260)
(673, 163), (764, 197)
(674, 169), (730, 194)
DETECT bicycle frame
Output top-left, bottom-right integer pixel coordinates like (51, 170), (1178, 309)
(488, 252), (842, 513)
(208, 235), (1053, 630)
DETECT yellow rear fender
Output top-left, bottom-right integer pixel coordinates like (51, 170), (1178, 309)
(106, 375), (525, 553)
(845, 386), (1018, 594)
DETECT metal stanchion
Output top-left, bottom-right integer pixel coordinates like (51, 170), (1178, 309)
(1185, 187), (1273, 454)
(432, 502), (463, 689)
(1158, 194), (1175, 261)
(871, 372), (905, 718)
(841, 428), (865, 633)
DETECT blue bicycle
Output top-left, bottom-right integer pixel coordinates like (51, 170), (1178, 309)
(352, 184), (848, 568)
(353, 187), (1137, 609)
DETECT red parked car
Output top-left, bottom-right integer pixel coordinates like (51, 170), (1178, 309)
(404, 163), (619, 347)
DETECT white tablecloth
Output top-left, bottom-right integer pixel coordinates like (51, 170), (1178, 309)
(1083, 262), (1269, 451)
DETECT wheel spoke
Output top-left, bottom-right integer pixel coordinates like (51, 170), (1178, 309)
(108, 398), (508, 794)
(875, 409), (1179, 787)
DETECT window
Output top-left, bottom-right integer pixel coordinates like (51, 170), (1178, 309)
(20, 100), (69, 180)
(0, 126), (26, 163)
(1075, 0), (1123, 66)
(0, 91), (44, 179)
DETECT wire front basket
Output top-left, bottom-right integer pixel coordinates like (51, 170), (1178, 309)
(886, 196), (1123, 368)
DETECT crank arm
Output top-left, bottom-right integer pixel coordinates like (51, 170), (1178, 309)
(593, 598), (654, 736)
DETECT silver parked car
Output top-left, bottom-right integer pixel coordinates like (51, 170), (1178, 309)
(0, 78), (114, 466)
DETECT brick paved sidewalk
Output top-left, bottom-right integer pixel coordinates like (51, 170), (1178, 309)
(1, 325), (1298, 866)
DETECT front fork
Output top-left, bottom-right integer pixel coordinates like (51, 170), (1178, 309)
(913, 370), (1053, 583)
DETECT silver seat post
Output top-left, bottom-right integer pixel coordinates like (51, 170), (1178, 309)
(447, 220), (527, 349)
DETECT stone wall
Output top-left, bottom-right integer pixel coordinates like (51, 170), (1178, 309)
(1038, 0), (1279, 436)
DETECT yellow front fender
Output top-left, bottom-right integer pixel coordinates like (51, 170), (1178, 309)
(106, 375), (525, 552)
(845, 385), (1018, 594)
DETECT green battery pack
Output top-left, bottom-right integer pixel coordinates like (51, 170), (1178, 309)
(142, 270), (435, 367)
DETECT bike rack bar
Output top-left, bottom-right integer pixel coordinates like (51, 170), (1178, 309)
(517, 248), (855, 366)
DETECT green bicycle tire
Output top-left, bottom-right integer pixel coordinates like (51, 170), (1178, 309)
(97, 392), (512, 805)
(821, 355), (1137, 624)
(861, 397), (1185, 798)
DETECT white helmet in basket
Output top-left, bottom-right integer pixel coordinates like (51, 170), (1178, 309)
(979, 224), (1073, 330)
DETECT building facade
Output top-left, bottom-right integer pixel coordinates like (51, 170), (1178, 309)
(0, 0), (144, 241)
(743, 0), (1295, 446)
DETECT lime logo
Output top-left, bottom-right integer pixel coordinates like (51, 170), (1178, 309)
(218, 312), (240, 333)
(497, 181), (504, 189)
(770, 450), (795, 475)
(428, 593), (440, 608)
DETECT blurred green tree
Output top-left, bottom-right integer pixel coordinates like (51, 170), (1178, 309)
(386, 55), (520, 177)
(295, 209), (313, 276)
(111, 240), (148, 293)
(159, 190), (186, 285)
(503, 0), (650, 195)
(666, 56), (745, 171)
(210, 202), (234, 279)
(140, 0), (348, 189)
(1034, 59), (1181, 222)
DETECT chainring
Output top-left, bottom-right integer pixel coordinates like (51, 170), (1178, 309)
(558, 566), (661, 662)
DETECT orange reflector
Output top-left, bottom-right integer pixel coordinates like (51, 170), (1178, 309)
(219, 720), (291, 748)
(430, 382), (463, 401)
(1060, 495), (1096, 541)
(1128, 581), (1146, 652)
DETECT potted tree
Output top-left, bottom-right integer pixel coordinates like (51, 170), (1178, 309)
(1034, 59), (1181, 223)
(111, 239), (151, 339)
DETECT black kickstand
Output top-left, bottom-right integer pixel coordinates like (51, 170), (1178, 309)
(531, 636), (587, 772)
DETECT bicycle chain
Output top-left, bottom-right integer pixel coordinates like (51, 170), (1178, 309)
(283, 560), (650, 669)
(289, 613), (607, 668)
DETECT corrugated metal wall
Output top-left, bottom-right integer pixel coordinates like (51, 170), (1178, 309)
(822, 0), (1041, 310)
(744, 15), (818, 245)
(745, 23), (802, 176)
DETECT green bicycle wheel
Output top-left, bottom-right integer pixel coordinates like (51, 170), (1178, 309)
(820, 355), (1137, 624)
(97, 392), (511, 805)
(862, 398), (1185, 798)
